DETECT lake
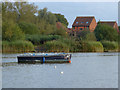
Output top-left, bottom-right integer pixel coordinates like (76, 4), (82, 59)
(2, 53), (118, 88)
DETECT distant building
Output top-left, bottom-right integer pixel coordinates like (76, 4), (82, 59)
(98, 21), (119, 32)
(72, 16), (97, 32)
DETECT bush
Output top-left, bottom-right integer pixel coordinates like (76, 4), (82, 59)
(18, 22), (39, 35)
(119, 26), (120, 32)
(101, 41), (118, 51)
(44, 40), (69, 52)
(2, 40), (34, 53)
(2, 20), (25, 41)
(55, 28), (68, 38)
(55, 14), (69, 27)
(85, 32), (97, 41)
(76, 30), (96, 41)
(80, 41), (104, 52)
(76, 30), (90, 40)
(26, 34), (61, 45)
(94, 23), (118, 41)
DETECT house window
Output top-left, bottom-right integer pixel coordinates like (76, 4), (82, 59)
(80, 28), (83, 30)
(86, 22), (89, 24)
(81, 22), (84, 24)
(76, 22), (78, 24)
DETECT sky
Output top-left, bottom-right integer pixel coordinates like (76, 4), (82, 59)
(34, 2), (118, 28)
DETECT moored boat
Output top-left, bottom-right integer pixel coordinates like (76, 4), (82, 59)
(17, 53), (72, 63)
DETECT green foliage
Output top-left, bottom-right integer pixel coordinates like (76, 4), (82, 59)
(54, 28), (68, 37)
(94, 23), (118, 41)
(76, 30), (96, 41)
(85, 32), (97, 41)
(37, 20), (56, 35)
(2, 40), (34, 53)
(101, 41), (118, 51)
(18, 22), (39, 35)
(2, 20), (25, 41)
(26, 34), (61, 45)
(38, 8), (56, 25)
(55, 14), (68, 27)
(119, 26), (120, 31)
(2, 2), (38, 23)
(44, 40), (69, 52)
(36, 8), (57, 35)
(80, 41), (104, 52)
(2, 2), (117, 53)
(58, 37), (76, 51)
(77, 30), (90, 40)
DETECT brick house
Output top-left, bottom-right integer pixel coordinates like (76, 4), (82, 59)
(98, 21), (119, 32)
(72, 16), (97, 32)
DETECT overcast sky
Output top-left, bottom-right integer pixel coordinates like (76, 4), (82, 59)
(34, 2), (118, 28)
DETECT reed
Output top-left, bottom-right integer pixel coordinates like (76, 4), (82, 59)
(101, 41), (118, 52)
(44, 40), (69, 52)
(2, 40), (34, 53)
(81, 41), (104, 52)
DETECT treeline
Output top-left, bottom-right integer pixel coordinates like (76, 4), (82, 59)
(2, 2), (119, 53)
(2, 2), (69, 53)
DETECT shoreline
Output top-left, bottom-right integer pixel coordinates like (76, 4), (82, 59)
(2, 51), (119, 54)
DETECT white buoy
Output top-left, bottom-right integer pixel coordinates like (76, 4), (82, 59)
(54, 66), (56, 69)
(61, 71), (64, 74)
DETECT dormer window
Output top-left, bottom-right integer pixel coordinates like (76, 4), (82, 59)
(86, 22), (89, 24)
(76, 22), (78, 24)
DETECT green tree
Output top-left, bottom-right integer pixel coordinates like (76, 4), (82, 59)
(76, 30), (90, 40)
(2, 2), (18, 22)
(14, 2), (38, 23)
(38, 8), (56, 25)
(94, 23), (118, 41)
(18, 22), (39, 35)
(2, 2), (38, 23)
(2, 20), (25, 41)
(54, 28), (68, 37)
(54, 14), (68, 27)
(85, 32), (97, 41)
(37, 8), (57, 35)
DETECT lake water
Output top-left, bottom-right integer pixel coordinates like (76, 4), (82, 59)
(2, 53), (118, 88)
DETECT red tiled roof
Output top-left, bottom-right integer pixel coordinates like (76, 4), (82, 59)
(72, 16), (95, 27)
(98, 21), (116, 27)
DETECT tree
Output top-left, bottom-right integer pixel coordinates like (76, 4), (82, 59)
(2, 2), (38, 23)
(54, 14), (68, 27)
(54, 28), (68, 37)
(76, 30), (90, 40)
(85, 32), (97, 41)
(118, 26), (120, 31)
(94, 23), (118, 41)
(38, 8), (56, 25)
(18, 22), (39, 35)
(2, 2), (18, 22)
(37, 8), (57, 35)
(2, 20), (25, 41)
